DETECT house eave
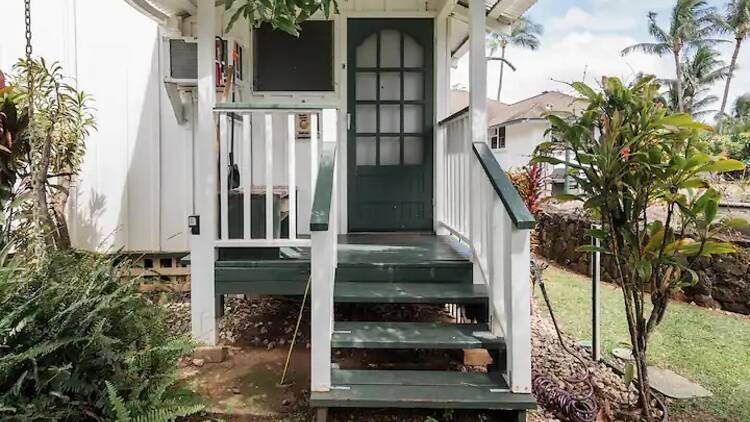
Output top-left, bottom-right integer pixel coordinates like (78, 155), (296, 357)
(123, 0), (197, 22)
(449, 0), (537, 60)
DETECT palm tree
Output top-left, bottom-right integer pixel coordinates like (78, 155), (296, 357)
(734, 93), (750, 118)
(717, 93), (750, 134)
(718, 0), (750, 117)
(622, 0), (721, 113)
(661, 46), (730, 117)
(487, 17), (543, 102)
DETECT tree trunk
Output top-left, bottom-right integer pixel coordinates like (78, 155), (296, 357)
(674, 50), (685, 113)
(634, 340), (653, 421)
(720, 36), (744, 117)
(31, 130), (55, 248)
(496, 45), (507, 102)
(51, 171), (73, 249)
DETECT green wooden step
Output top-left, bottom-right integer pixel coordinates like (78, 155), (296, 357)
(334, 282), (488, 304)
(310, 369), (536, 410)
(332, 322), (504, 350)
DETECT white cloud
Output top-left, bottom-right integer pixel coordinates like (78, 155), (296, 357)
(451, 1), (750, 119)
(547, 7), (636, 33)
(453, 31), (671, 104)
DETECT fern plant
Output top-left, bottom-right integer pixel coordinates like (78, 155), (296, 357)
(0, 249), (202, 421)
(106, 382), (203, 422)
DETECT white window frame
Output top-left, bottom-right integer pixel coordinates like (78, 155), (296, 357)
(488, 125), (506, 150)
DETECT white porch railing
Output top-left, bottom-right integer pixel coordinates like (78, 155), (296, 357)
(438, 111), (535, 393)
(213, 104), (337, 248)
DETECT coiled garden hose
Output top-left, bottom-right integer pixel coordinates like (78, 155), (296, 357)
(532, 260), (598, 422)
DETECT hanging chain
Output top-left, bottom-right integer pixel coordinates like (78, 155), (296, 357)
(24, 0), (32, 60)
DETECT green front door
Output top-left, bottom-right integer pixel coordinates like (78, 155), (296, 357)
(347, 19), (434, 232)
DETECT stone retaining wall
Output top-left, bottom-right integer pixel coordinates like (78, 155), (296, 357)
(535, 209), (750, 315)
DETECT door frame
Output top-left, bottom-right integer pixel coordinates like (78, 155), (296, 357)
(345, 18), (435, 232)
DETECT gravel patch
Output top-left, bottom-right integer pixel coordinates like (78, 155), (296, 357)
(532, 302), (639, 421)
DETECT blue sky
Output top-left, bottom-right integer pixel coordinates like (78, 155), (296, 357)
(453, 0), (749, 118)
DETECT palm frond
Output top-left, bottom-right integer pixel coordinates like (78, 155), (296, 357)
(621, 42), (670, 56)
(725, 0), (750, 36)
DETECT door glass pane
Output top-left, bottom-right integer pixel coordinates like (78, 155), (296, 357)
(403, 72), (423, 101)
(356, 72), (377, 100)
(356, 34), (377, 68)
(403, 34), (423, 68)
(404, 105), (422, 133)
(356, 137), (376, 165)
(379, 30), (401, 67)
(379, 105), (400, 133)
(404, 136), (423, 165)
(356, 105), (376, 133)
(380, 137), (400, 165)
(379, 72), (400, 101)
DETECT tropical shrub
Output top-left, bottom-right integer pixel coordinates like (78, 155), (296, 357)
(0, 249), (202, 421)
(508, 163), (547, 215)
(224, 0), (339, 35)
(708, 132), (750, 168)
(534, 76), (745, 421)
(3, 59), (95, 251)
(0, 73), (30, 248)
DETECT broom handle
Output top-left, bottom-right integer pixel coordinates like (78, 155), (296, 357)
(279, 276), (311, 385)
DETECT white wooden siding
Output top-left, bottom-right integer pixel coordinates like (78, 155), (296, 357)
(0, 0), (457, 253)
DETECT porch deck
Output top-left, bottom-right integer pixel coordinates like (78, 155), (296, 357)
(214, 233), (473, 295)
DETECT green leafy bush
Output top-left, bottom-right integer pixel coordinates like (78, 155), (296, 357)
(708, 132), (750, 168)
(0, 250), (202, 421)
(534, 76), (745, 420)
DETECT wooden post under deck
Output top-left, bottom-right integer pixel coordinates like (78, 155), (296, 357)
(190, 0), (217, 344)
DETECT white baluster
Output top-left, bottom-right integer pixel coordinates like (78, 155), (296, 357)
(287, 113), (297, 240)
(311, 113), (319, 192)
(219, 113), (229, 240)
(264, 112), (274, 240)
(243, 113), (252, 239)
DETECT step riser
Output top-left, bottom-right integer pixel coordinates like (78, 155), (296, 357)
(336, 265), (473, 283)
(334, 303), (489, 324)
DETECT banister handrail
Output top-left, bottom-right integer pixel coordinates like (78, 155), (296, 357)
(214, 102), (336, 112)
(310, 142), (337, 232)
(437, 106), (469, 126)
(472, 142), (535, 230)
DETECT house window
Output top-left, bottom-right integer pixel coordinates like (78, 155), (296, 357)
(489, 126), (506, 149)
(253, 21), (334, 91)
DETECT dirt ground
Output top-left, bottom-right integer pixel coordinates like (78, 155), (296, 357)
(174, 297), (543, 422)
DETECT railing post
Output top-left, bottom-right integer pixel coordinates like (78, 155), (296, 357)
(310, 111), (338, 393)
(310, 229), (333, 392)
(506, 227), (532, 393)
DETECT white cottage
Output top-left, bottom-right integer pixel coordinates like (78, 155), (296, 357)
(2, 0), (539, 419)
(451, 89), (581, 170)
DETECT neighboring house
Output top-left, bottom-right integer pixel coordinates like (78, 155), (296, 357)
(3, 1), (540, 419)
(451, 90), (581, 170)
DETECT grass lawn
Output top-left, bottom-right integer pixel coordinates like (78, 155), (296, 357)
(534, 264), (750, 422)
